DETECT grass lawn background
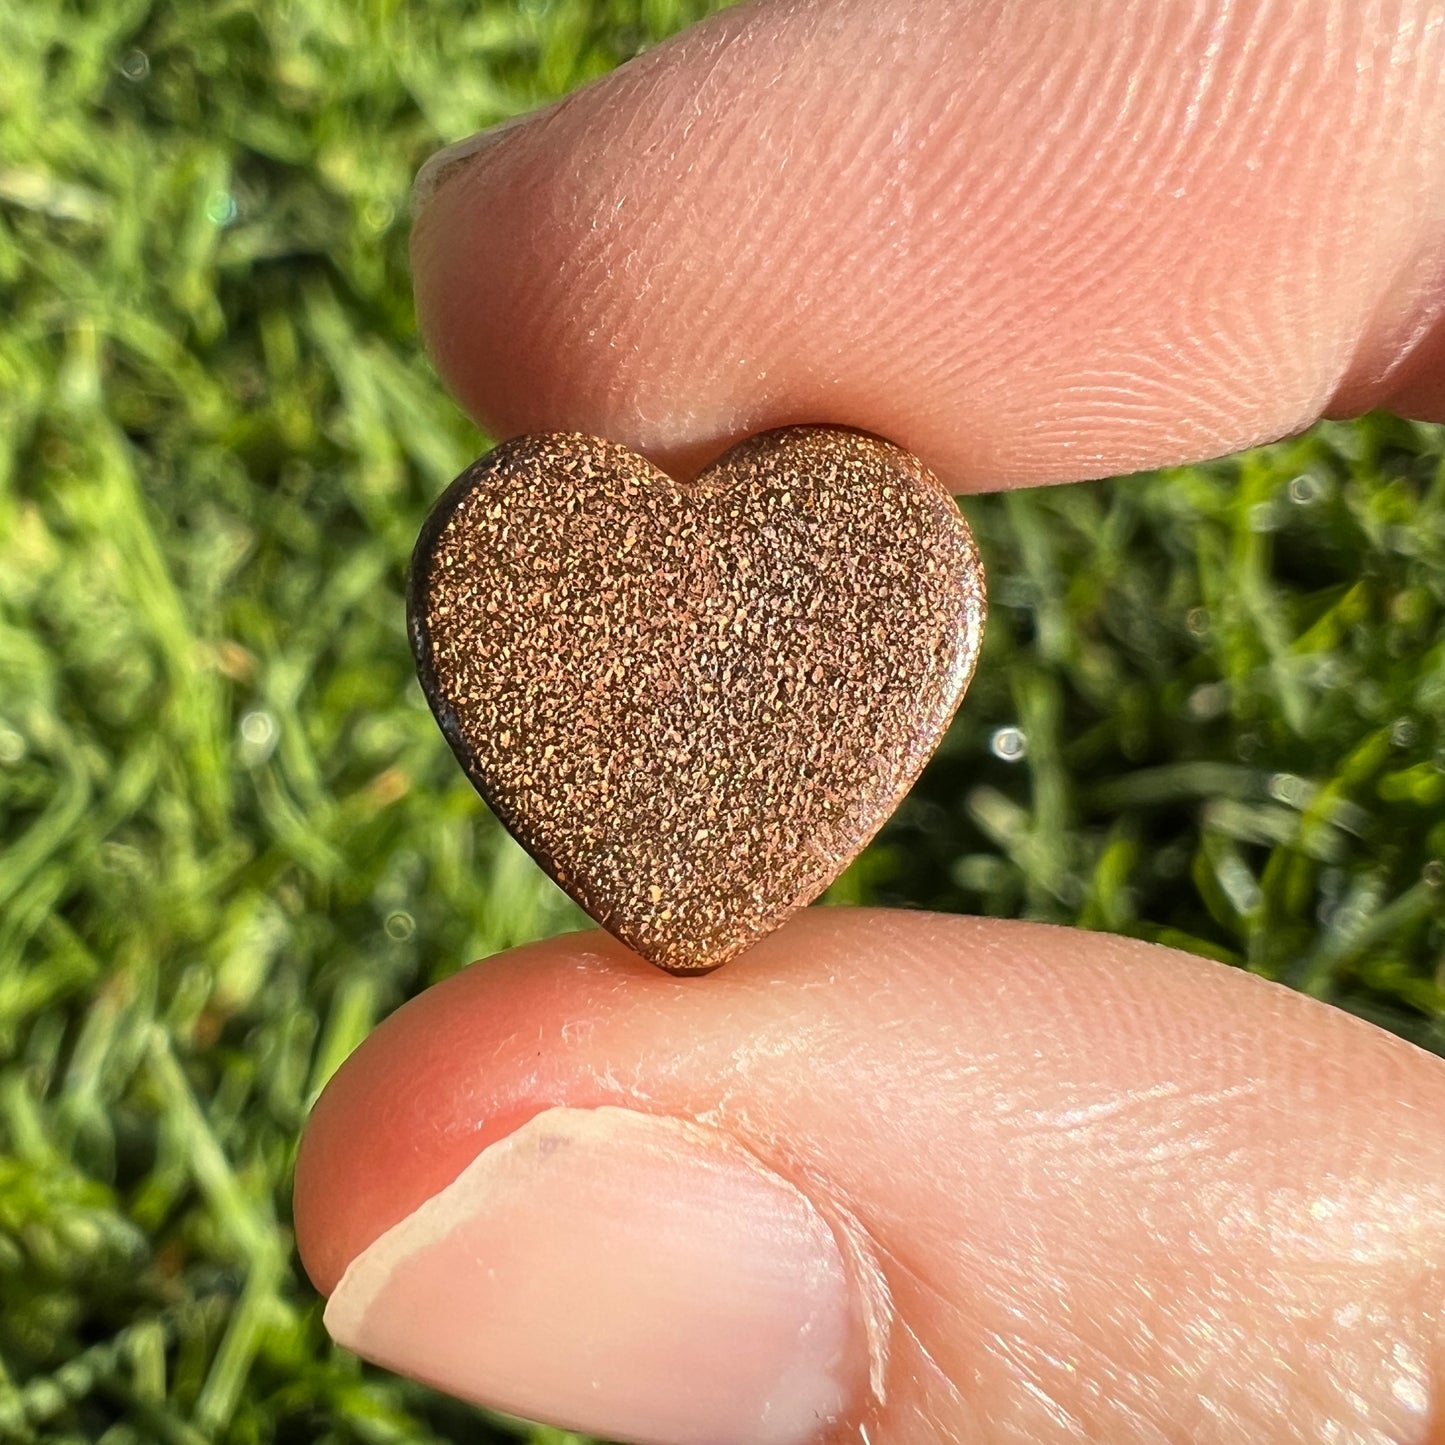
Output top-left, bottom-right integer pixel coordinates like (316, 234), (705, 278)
(2, 0), (1443, 1441)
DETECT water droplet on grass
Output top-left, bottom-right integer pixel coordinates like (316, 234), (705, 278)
(362, 199), (395, 231)
(384, 911), (415, 941)
(1267, 772), (1312, 807)
(990, 726), (1027, 762)
(1187, 682), (1227, 720)
(238, 710), (277, 764)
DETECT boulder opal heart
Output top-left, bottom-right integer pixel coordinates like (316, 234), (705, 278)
(408, 426), (985, 973)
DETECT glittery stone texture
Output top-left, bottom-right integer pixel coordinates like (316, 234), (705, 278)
(409, 427), (986, 974)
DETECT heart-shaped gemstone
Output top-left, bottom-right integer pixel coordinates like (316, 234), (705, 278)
(409, 426), (985, 973)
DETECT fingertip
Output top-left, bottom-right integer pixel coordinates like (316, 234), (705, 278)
(320, 1105), (864, 1445)
(411, 0), (1445, 489)
(294, 931), (645, 1295)
(298, 910), (1445, 1441)
(1377, 315), (1445, 422)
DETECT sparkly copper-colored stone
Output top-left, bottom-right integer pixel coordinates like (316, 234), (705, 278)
(409, 426), (985, 974)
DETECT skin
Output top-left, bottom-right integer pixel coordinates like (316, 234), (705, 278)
(409, 0), (1445, 487)
(297, 0), (1445, 1439)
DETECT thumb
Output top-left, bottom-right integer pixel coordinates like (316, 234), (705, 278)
(294, 910), (1445, 1445)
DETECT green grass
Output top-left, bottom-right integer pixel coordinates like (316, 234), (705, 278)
(2, 0), (1443, 1440)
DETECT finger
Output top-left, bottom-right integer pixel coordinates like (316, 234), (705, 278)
(295, 911), (1445, 1445)
(410, 0), (1445, 493)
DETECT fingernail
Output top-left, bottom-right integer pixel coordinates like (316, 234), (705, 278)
(324, 1106), (859, 1445)
(412, 107), (552, 213)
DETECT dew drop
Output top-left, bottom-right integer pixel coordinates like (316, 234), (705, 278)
(238, 709), (278, 764)
(205, 191), (237, 226)
(1391, 716), (1418, 748)
(990, 726), (1027, 762)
